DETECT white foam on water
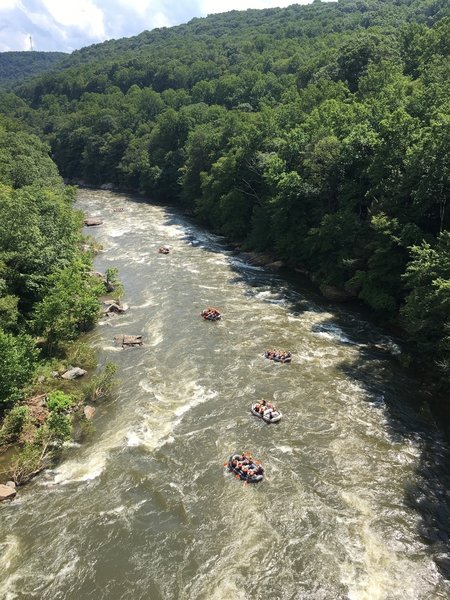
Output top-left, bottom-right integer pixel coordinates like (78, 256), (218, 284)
(276, 445), (294, 454)
(100, 345), (123, 352)
(108, 228), (129, 238)
(228, 257), (264, 270)
(126, 431), (141, 447)
(0, 535), (20, 571)
(126, 382), (217, 451)
(50, 426), (128, 485)
(340, 492), (432, 600)
(313, 323), (355, 345)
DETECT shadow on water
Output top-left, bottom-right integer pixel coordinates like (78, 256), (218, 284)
(337, 340), (450, 580)
(114, 193), (450, 581)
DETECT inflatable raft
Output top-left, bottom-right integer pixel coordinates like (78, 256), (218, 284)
(264, 349), (292, 363)
(251, 404), (282, 423)
(201, 307), (221, 321)
(227, 453), (264, 483)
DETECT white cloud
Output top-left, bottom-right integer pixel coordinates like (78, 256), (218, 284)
(114, 0), (153, 19)
(41, 0), (106, 39)
(0, 0), (314, 52)
(1, 0), (20, 9)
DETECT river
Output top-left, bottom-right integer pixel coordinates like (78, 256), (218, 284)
(1, 189), (449, 600)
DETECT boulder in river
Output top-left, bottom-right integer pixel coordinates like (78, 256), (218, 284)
(319, 284), (352, 302)
(0, 484), (16, 501)
(114, 334), (143, 347)
(61, 367), (87, 380)
(103, 302), (128, 316)
(84, 405), (96, 420)
(84, 217), (103, 226)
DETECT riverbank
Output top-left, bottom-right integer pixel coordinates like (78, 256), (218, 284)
(68, 182), (450, 435)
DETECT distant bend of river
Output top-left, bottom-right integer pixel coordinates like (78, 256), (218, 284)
(1, 189), (449, 600)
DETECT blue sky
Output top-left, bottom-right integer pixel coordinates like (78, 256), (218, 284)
(0, 0), (313, 53)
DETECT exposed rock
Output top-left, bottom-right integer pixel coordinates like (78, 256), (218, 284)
(266, 260), (285, 271)
(103, 302), (128, 316)
(61, 367), (87, 380)
(84, 217), (103, 226)
(0, 484), (16, 501)
(5, 481), (16, 489)
(319, 284), (352, 302)
(100, 183), (114, 190)
(114, 334), (143, 347)
(84, 405), (96, 420)
(51, 371), (59, 378)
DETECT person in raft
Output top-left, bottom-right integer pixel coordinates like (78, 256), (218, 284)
(201, 307), (221, 319)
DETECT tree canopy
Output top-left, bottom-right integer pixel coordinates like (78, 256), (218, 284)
(1, 0), (449, 385)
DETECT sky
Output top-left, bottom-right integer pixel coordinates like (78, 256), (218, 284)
(0, 0), (313, 53)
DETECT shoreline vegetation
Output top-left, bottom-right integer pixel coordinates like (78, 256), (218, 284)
(1, 0), (441, 395)
(0, 117), (123, 497)
(0, 0), (449, 492)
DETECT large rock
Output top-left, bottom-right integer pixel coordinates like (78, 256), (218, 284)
(319, 284), (352, 302)
(100, 183), (114, 190)
(0, 484), (16, 501)
(61, 367), (87, 380)
(103, 302), (128, 316)
(266, 260), (285, 271)
(114, 334), (143, 347)
(84, 217), (103, 226)
(84, 405), (96, 420)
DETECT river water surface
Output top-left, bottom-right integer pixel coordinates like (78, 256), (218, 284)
(1, 189), (450, 600)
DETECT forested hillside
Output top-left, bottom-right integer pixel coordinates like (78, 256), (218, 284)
(0, 112), (118, 480)
(2, 0), (450, 386)
(0, 51), (67, 87)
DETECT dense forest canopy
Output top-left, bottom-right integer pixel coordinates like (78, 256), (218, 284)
(0, 51), (67, 88)
(0, 0), (449, 388)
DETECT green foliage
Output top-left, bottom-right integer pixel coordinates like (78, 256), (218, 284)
(401, 232), (450, 373)
(46, 391), (74, 413)
(0, 0), (449, 381)
(12, 442), (43, 485)
(43, 412), (72, 445)
(0, 330), (39, 406)
(63, 341), (97, 370)
(0, 51), (67, 87)
(83, 363), (117, 403)
(0, 405), (30, 446)
(33, 262), (103, 349)
(105, 267), (124, 301)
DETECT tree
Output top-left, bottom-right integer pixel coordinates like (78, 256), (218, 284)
(0, 329), (39, 406)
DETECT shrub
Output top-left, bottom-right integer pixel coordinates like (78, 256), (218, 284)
(0, 405), (30, 446)
(46, 390), (74, 413)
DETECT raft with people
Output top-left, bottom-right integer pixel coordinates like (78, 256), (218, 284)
(201, 307), (222, 321)
(264, 348), (292, 363)
(227, 452), (264, 483)
(251, 400), (282, 423)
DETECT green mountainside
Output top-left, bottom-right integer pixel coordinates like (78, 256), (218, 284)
(0, 51), (67, 87)
(1, 0), (450, 392)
